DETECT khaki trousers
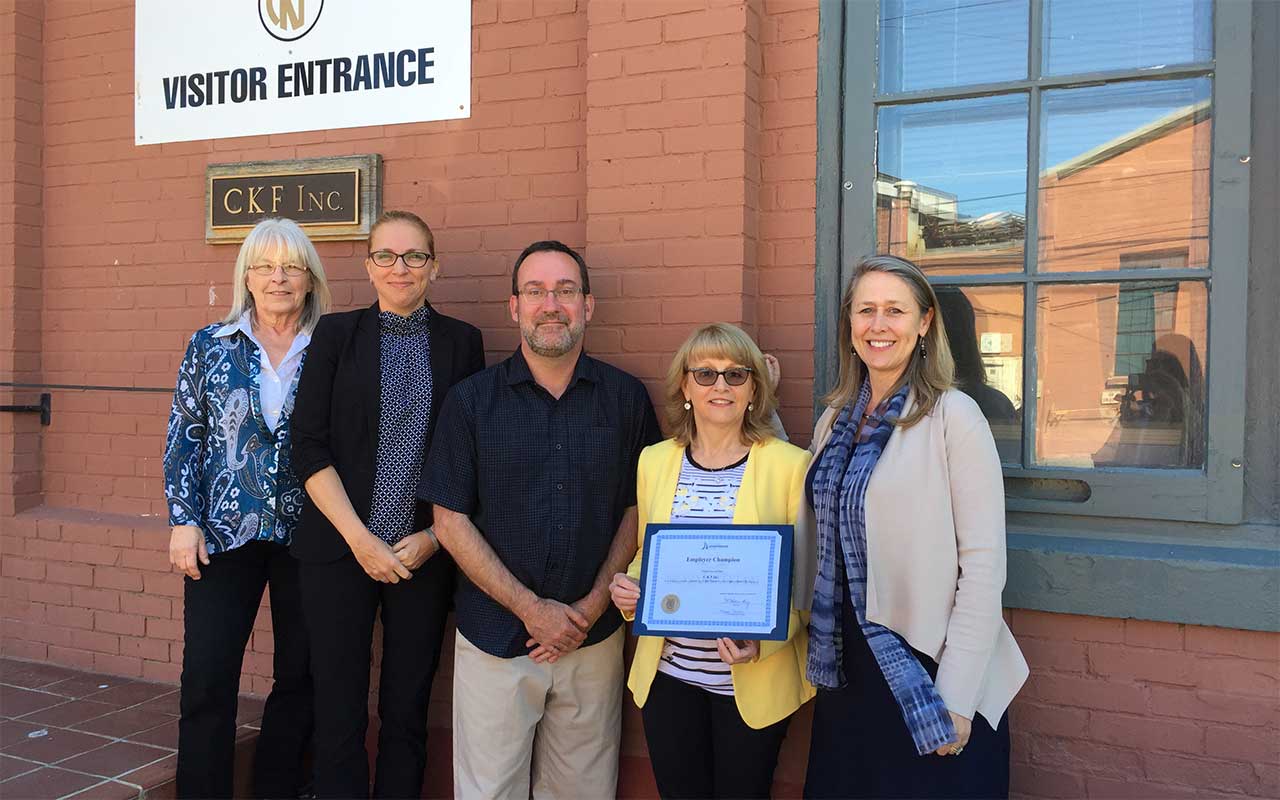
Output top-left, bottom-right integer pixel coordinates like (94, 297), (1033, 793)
(452, 628), (624, 800)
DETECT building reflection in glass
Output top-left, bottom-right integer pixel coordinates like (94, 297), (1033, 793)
(1038, 79), (1212, 273)
(935, 286), (1023, 464)
(1036, 282), (1206, 469)
(877, 95), (1028, 275)
(872, 1), (1215, 474)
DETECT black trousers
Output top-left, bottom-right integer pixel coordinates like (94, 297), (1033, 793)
(804, 581), (1011, 799)
(177, 540), (314, 800)
(298, 551), (454, 800)
(641, 671), (791, 799)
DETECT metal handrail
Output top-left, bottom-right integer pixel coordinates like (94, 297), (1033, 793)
(0, 392), (51, 425)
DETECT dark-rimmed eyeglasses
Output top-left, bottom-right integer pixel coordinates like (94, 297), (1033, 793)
(686, 367), (753, 386)
(517, 286), (585, 304)
(248, 263), (309, 276)
(368, 249), (434, 269)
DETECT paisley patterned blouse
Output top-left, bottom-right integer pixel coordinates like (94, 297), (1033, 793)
(163, 321), (308, 554)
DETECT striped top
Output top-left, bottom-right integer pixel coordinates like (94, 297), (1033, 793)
(657, 449), (748, 696)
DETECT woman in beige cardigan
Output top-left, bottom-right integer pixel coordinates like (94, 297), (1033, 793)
(800, 255), (1028, 799)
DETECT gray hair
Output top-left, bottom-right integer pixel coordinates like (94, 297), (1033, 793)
(223, 218), (331, 333)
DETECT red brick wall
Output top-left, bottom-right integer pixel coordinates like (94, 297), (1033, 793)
(10, 2), (826, 517)
(1, 3), (1276, 799)
(1009, 611), (1279, 798)
(0, 1), (44, 517)
(757, 0), (819, 438)
(583, 0), (763, 391)
(32, 0), (592, 515)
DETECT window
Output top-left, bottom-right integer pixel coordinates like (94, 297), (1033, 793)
(821, 0), (1252, 523)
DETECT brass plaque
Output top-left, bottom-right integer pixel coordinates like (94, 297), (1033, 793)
(205, 154), (382, 243)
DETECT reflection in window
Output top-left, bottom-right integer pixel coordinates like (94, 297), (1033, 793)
(1115, 253), (1185, 375)
(1036, 282), (1206, 469)
(936, 286), (1023, 464)
(1038, 79), (1211, 273)
(877, 95), (1027, 274)
(880, 0), (1028, 94)
(1043, 0), (1212, 76)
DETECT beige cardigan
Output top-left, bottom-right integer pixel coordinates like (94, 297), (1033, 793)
(796, 388), (1028, 726)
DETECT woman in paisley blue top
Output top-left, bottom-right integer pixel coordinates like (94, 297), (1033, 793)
(164, 217), (331, 799)
(290, 210), (485, 799)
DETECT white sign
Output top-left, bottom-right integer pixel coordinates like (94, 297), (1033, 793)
(135, 0), (470, 145)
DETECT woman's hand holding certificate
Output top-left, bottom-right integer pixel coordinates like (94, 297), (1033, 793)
(633, 523), (794, 641)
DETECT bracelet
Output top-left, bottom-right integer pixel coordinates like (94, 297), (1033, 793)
(424, 526), (440, 551)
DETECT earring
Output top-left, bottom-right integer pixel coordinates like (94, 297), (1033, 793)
(683, 400), (692, 411)
(748, 402), (755, 412)
(920, 339), (927, 360)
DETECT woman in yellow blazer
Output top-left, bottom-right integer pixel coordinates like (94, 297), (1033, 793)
(610, 323), (814, 799)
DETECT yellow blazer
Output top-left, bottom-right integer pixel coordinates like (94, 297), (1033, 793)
(623, 436), (816, 729)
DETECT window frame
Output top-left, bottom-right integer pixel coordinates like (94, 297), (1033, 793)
(816, 0), (1252, 524)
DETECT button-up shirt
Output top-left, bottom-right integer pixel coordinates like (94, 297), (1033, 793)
(367, 304), (433, 545)
(214, 312), (310, 432)
(420, 348), (662, 658)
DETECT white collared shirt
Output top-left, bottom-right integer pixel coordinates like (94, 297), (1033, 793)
(213, 312), (311, 432)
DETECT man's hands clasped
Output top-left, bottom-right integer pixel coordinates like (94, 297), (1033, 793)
(522, 592), (610, 664)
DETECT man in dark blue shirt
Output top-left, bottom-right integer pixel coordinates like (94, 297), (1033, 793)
(419, 240), (661, 799)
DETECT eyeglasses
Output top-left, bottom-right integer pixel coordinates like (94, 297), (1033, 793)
(686, 367), (753, 386)
(368, 249), (434, 269)
(248, 263), (309, 276)
(517, 286), (586, 303)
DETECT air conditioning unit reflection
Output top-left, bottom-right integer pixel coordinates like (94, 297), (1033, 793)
(979, 332), (1013, 355)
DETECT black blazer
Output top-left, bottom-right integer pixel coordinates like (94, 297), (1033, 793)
(290, 301), (485, 563)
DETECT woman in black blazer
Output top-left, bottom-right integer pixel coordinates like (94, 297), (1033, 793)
(291, 210), (485, 799)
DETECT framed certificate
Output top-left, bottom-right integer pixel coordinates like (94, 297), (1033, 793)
(633, 523), (793, 641)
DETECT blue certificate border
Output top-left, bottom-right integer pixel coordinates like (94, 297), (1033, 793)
(633, 523), (794, 642)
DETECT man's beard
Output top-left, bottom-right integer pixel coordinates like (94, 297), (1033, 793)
(522, 312), (584, 357)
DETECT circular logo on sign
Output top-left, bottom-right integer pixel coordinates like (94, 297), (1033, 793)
(259, 0), (324, 41)
(660, 594), (680, 614)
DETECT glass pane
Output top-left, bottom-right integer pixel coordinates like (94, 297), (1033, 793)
(880, 0), (1028, 93)
(936, 285), (1024, 464)
(1035, 281), (1206, 469)
(1044, 0), (1212, 76)
(1038, 79), (1211, 273)
(877, 95), (1028, 275)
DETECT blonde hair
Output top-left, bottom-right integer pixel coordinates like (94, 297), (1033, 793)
(224, 217), (331, 334)
(370, 209), (436, 255)
(665, 323), (778, 447)
(824, 255), (955, 428)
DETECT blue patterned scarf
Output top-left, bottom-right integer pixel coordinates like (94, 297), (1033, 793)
(807, 378), (956, 756)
